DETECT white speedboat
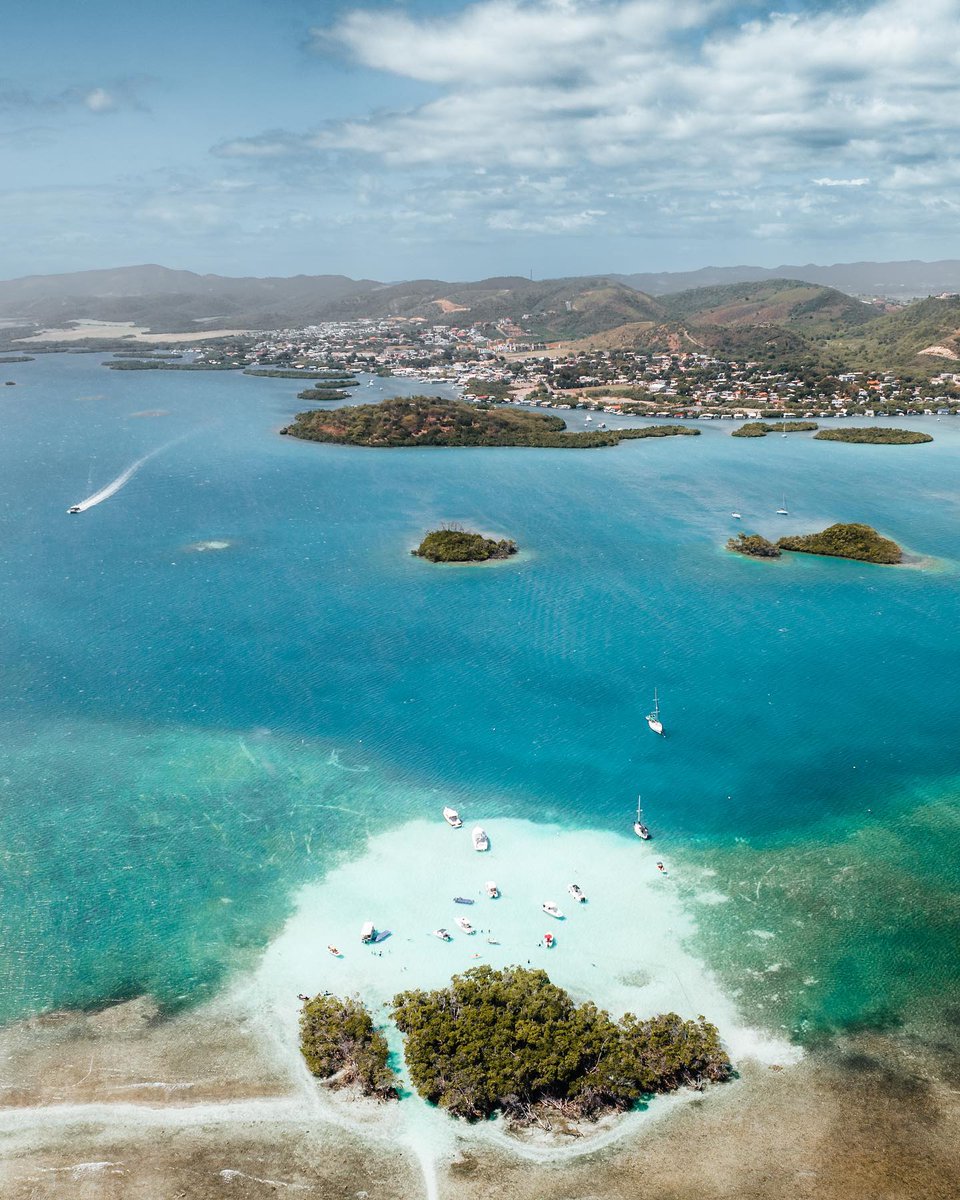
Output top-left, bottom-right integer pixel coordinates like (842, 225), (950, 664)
(433, 928), (452, 941)
(485, 881), (499, 899)
(443, 806), (463, 828)
(472, 826), (490, 852)
(634, 796), (651, 840)
(455, 916), (475, 934)
(360, 921), (376, 944)
(567, 883), (586, 903)
(646, 688), (664, 736)
(542, 901), (563, 919)
(327, 944), (341, 957)
(543, 931), (556, 949)
(731, 512), (742, 520)
(68, 505), (81, 514)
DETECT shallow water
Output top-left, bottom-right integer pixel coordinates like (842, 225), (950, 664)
(0, 351), (958, 1046)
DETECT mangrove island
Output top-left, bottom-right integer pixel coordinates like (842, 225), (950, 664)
(729, 523), (902, 564)
(813, 427), (933, 445)
(732, 420), (818, 438)
(391, 966), (731, 1125)
(280, 395), (700, 448)
(413, 527), (518, 563)
(299, 993), (398, 1102)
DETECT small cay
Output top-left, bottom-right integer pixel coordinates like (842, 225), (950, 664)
(413, 526), (518, 563)
(728, 523), (902, 564)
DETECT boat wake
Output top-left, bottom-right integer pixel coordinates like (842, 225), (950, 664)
(67, 435), (189, 514)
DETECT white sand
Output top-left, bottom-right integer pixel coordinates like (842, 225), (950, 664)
(230, 817), (799, 1170)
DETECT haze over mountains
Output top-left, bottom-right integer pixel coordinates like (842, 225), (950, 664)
(2, 261), (960, 373)
(2, 259), (960, 334)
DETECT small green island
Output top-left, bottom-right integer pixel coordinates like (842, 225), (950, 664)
(813, 426), (933, 445)
(299, 993), (398, 1101)
(280, 395), (700, 448)
(732, 420), (818, 438)
(298, 967), (731, 1126)
(391, 966), (731, 1124)
(728, 523), (902, 564)
(413, 527), (518, 563)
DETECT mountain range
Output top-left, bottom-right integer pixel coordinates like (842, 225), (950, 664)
(2, 262), (959, 373)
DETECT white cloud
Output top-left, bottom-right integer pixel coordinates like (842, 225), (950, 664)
(83, 88), (117, 114)
(813, 178), (870, 188)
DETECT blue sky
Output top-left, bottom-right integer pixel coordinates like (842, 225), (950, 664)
(2, 0), (959, 281)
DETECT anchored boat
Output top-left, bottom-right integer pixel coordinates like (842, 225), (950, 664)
(646, 688), (664, 736)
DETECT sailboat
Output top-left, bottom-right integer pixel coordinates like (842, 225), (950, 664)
(633, 797), (651, 840)
(646, 688), (664, 736)
(776, 494), (789, 515)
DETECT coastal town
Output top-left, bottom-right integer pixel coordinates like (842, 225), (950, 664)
(153, 315), (960, 421)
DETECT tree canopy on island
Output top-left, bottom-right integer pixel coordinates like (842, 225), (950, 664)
(299, 994), (398, 1101)
(413, 528), (517, 562)
(813, 426), (932, 445)
(728, 523), (902, 564)
(778, 523), (902, 563)
(732, 421), (818, 438)
(280, 395), (700, 448)
(391, 965), (731, 1123)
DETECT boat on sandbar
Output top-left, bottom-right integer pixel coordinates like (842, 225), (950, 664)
(634, 797), (651, 840)
(433, 928), (452, 941)
(443, 806), (463, 828)
(454, 896), (475, 905)
(327, 944), (341, 957)
(485, 881), (500, 899)
(646, 688), (664, 736)
(543, 931), (556, 948)
(456, 916), (475, 934)
(360, 921), (376, 944)
(567, 883), (586, 903)
(472, 826), (490, 852)
(542, 901), (563, 919)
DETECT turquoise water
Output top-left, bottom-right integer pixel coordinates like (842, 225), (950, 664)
(0, 352), (957, 1037)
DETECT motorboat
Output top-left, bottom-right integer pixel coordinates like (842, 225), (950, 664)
(543, 931), (556, 948)
(327, 944), (341, 957)
(542, 901), (563, 919)
(472, 826), (490, 852)
(454, 896), (475, 905)
(646, 688), (664, 736)
(443, 806), (463, 828)
(433, 928), (452, 941)
(485, 881), (500, 899)
(634, 797), (651, 840)
(360, 921), (376, 944)
(567, 883), (587, 903)
(455, 916), (475, 934)
(731, 512), (742, 520)
(68, 505), (81, 514)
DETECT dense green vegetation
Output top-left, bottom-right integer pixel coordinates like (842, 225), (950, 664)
(281, 396), (700, 448)
(296, 387), (350, 401)
(727, 533), (782, 558)
(732, 420), (819, 438)
(413, 528), (518, 563)
(299, 994), (398, 1101)
(463, 378), (513, 400)
(813, 426), (933, 445)
(391, 965), (731, 1124)
(243, 368), (359, 382)
(778, 523), (902, 564)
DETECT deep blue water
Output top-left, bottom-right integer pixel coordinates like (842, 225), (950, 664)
(0, 351), (957, 1031)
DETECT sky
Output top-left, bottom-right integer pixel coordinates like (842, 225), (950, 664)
(2, 0), (960, 281)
